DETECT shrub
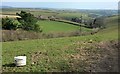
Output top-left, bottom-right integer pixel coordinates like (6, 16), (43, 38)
(16, 11), (42, 32)
(2, 17), (19, 30)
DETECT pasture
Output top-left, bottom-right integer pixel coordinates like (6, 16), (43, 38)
(2, 15), (118, 72)
(37, 20), (91, 33)
(1, 8), (91, 20)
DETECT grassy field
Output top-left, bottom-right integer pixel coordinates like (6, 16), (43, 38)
(1, 8), (92, 33)
(0, 15), (20, 18)
(1, 8), (91, 20)
(56, 12), (91, 20)
(2, 15), (118, 72)
(37, 20), (79, 33)
(37, 20), (91, 33)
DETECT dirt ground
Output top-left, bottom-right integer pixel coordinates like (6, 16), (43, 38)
(85, 40), (119, 72)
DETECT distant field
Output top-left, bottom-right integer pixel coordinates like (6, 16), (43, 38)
(37, 20), (79, 33)
(1, 8), (91, 20)
(0, 15), (20, 18)
(1, 8), (91, 33)
(37, 20), (91, 33)
(56, 12), (91, 20)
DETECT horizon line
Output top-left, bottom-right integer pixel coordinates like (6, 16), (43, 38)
(1, 6), (118, 10)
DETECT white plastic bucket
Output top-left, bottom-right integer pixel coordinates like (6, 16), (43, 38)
(14, 56), (26, 66)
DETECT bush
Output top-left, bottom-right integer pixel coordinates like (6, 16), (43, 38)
(2, 17), (19, 30)
(16, 11), (42, 32)
(84, 17), (105, 29)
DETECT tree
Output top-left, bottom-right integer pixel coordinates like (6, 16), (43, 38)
(93, 18), (105, 29)
(84, 18), (105, 29)
(16, 11), (42, 32)
(48, 16), (55, 21)
(71, 17), (82, 23)
(84, 19), (94, 28)
(2, 17), (18, 30)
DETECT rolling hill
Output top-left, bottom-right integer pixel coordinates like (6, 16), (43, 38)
(2, 15), (118, 72)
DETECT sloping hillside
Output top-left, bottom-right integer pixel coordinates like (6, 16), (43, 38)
(2, 16), (118, 72)
(97, 15), (118, 38)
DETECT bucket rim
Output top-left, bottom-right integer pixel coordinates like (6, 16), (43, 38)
(14, 56), (26, 59)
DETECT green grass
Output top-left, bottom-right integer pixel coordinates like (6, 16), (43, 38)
(97, 15), (118, 37)
(2, 8), (91, 20)
(38, 20), (79, 33)
(2, 26), (118, 72)
(2, 10), (118, 72)
(37, 20), (91, 33)
(2, 17), (118, 72)
(56, 12), (91, 20)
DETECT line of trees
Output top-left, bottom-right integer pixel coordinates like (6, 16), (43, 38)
(71, 16), (105, 29)
(84, 18), (105, 29)
(71, 16), (83, 23)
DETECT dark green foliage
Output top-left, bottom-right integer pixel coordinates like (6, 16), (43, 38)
(93, 18), (105, 28)
(48, 16), (56, 21)
(16, 11), (42, 32)
(71, 16), (82, 23)
(84, 19), (94, 28)
(84, 17), (105, 29)
(2, 17), (18, 30)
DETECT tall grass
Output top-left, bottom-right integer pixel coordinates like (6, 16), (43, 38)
(2, 29), (98, 42)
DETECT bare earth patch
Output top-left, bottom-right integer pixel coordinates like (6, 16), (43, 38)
(68, 40), (118, 72)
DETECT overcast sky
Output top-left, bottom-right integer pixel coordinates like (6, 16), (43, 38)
(1, 0), (119, 9)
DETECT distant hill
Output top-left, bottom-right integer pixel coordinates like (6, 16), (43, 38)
(0, 6), (13, 8)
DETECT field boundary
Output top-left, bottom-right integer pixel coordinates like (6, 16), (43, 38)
(51, 19), (87, 28)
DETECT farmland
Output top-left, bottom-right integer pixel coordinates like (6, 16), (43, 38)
(37, 20), (80, 33)
(2, 14), (118, 72)
(1, 8), (92, 33)
(0, 15), (20, 18)
(0, 1), (119, 72)
(1, 8), (91, 20)
(37, 20), (92, 33)
(2, 8), (97, 43)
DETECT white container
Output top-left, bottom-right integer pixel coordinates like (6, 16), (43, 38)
(14, 56), (26, 66)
